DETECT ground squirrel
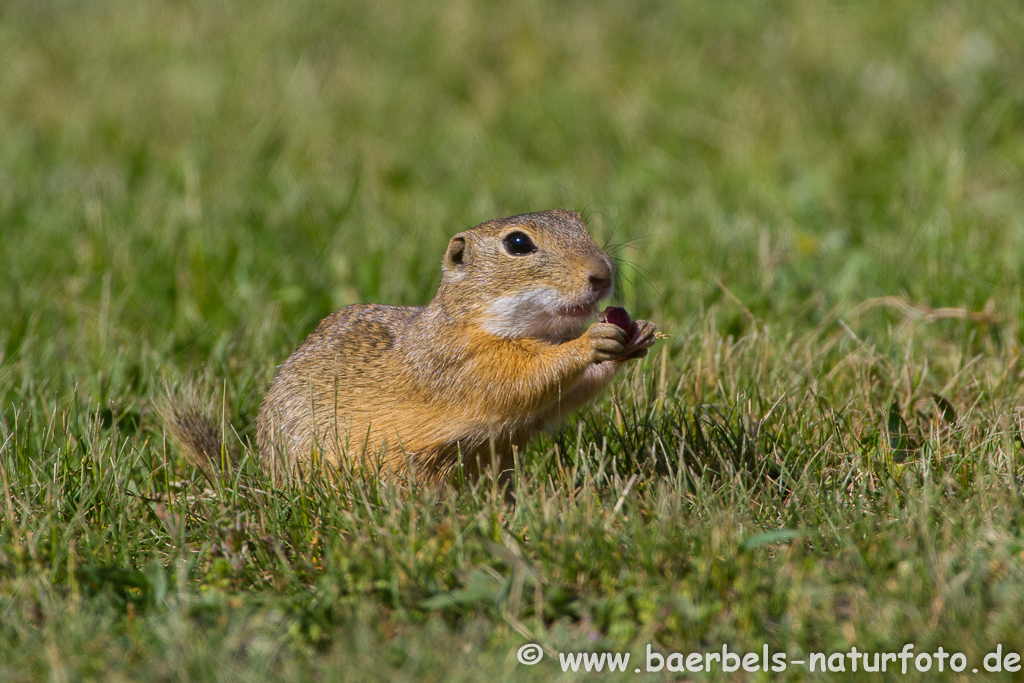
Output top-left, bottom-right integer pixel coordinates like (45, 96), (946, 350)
(164, 209), (657, 486)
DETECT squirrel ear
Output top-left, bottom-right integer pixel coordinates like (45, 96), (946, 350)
(444, 235), (469, 269)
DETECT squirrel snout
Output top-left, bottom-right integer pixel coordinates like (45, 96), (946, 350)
(589, 274), (613, 296)
(587, 256), (615, 297)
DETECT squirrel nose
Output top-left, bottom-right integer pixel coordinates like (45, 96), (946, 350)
(588, 255), (615, 296)
(589, 274), (613, 295)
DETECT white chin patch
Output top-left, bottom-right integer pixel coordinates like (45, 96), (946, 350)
(481, 288), (588, 340)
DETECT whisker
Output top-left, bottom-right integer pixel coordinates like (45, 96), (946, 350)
(611, 259), (661, 299)
(604, 234), (653, 256)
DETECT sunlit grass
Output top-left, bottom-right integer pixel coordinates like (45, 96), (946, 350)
(2, 0), (1024, 680)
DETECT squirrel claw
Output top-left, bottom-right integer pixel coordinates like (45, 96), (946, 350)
(618, 319), (657, 361)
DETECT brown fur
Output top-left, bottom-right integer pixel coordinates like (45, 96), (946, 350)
(156, 384), (235, 481)
(168, 209), (657, 486)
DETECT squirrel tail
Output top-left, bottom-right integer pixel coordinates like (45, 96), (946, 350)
(157, 383), (236, 481)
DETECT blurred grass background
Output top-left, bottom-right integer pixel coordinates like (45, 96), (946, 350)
(4, 0), (1021, 378)
(2, 0), (1024, 680)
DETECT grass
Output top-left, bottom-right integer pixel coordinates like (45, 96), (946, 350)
(2, 0), (1024, 679)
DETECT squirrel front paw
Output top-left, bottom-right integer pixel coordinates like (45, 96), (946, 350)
(618, 319), (657, 361)
(597, 307), (658, 362)
(583, 322), (628, 363)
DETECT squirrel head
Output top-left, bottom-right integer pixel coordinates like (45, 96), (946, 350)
(437, 209), (614, 340)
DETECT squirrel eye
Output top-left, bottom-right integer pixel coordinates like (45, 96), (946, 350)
(503, 231), (536, 255)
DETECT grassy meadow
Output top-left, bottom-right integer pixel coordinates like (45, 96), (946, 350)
(3, 0), (1024, 679)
